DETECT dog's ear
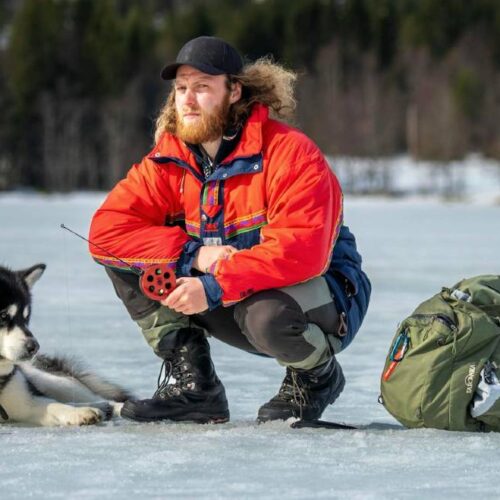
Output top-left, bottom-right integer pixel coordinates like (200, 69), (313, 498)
(18, 264), (46, 289)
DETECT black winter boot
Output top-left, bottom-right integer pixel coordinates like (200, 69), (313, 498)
(257, 357), (345, 422)
(121, 328), (229, 423)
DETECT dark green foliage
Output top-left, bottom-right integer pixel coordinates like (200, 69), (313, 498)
(401, 0), (472, 57)
(369, 0), (399, 69)
(0, 0), (499, 190)
(228, 0), (286, 63)
(6, 0), (63, 110)
(340, 0), (373, 52)
(80, 0), (124, 96)
(282, 0), (337, 70)
(166, 3), (215, 46)
(451, 68), (484, 120)
(122, 5), (156, 75)
(401, 0), (500, 62)
(0, 3), (9, 28)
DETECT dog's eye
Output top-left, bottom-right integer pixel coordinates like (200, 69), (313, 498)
(0, 312), (8, 322)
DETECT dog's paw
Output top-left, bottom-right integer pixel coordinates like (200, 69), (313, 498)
(46, 403), (104, 426)
(76, 401), (114, 420)
(70, 407), (104, 426)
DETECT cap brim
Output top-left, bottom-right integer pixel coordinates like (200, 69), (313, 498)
(161, 62), (226, 80)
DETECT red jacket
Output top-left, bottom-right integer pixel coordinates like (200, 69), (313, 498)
(89, 104), (343, 307)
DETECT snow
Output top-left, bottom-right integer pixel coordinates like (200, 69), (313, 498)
(332, 154), (500, 204)
(1, 174), (500, 498)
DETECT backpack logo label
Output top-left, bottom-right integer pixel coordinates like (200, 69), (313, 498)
(465, 364), (476, 394)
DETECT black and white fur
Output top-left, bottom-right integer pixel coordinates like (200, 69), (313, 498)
(0, 264), (132, 426)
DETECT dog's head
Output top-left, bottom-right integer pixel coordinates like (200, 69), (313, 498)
(0, 264), (45, 362)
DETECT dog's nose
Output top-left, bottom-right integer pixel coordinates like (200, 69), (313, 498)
(26, 338), (39, 356)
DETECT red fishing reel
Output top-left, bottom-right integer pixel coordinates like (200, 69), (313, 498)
(140, 264), (177, 301)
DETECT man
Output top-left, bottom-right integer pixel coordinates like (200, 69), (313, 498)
(89, 36), (371, 424)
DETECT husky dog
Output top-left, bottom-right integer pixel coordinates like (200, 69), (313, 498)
(0, 263), (132, 426)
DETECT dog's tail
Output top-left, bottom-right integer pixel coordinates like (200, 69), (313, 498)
(33, 354), (134, 402)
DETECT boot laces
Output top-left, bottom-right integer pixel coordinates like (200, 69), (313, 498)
(154, 360), (173, 398)
(153, 351), (196, 399)
(278, 369), (309, 419)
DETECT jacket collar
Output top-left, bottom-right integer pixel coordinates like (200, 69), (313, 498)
(222, 103), (267, 163)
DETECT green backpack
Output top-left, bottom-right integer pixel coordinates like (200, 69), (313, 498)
(380, 275), (500, 432)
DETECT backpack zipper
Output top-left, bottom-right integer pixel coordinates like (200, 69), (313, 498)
(412, 313), (457, 330)
(435, 314), (457, 330)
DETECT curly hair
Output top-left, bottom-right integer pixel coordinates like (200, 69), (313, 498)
(154, 57), (297, 144)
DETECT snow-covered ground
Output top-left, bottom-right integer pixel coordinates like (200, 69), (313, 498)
(1, 188), (500, 499)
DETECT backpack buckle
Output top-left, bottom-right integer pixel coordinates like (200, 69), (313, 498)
(390, 330), (410, 362)
(383, 330), (410, 381)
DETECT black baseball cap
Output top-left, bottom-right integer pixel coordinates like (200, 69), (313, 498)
(161, 36), (243, 80)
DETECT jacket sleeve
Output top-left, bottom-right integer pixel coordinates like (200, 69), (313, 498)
(89, 155), (190, 272)
(212, 146), (343, 306)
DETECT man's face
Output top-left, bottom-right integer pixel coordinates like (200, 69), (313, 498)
(174, 65), (241, 144)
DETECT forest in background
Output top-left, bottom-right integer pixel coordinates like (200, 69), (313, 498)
(0, 0), (499, 191)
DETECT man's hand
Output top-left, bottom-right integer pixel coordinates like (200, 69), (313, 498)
(192, 245), (237, 273)
(161, 277), (208, 315)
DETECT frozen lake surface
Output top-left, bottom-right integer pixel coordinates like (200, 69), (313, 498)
(1, 193), (500, 499)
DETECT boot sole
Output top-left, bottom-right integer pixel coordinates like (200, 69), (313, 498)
(120, 405), (230, 424)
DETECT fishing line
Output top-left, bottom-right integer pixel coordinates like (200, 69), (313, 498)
(61, 222), (77, 401)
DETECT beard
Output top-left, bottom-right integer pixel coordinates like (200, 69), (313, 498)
(176, 93), (231, 144)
